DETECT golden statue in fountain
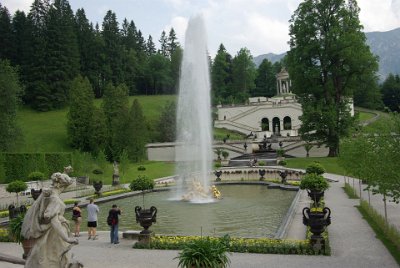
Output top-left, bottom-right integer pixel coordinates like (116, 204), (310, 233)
(181, 180), (222, 201)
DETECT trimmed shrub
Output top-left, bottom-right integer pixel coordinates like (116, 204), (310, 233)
(129, 175), (154, 191)
(137, 166), (146, 171)
(305, 162), (325, 175)
(28, 171), (46, 182)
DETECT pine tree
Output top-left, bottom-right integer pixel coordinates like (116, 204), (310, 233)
(146, 35), (156, 56)
(170, 47), (183, 94)
(231, 48), (256, 103)
(75, 8), (103, 98)
(254, 59), (276, 97)
(146, 53), (172, 94)
(10, 11), (30, 70)
(101, 83), (129, 159)
(45, 0), (80, 108)
(0, 60), (23, 151)
(102, 10), (123, 86)
(0, 5), (13, 60)
(67, 75), (95, 151)
(211, 44), (232, 104)
(167, 28), (179, 58)
(24, 0), (51, 110)
(127, 99), (147, 162)
(158, 101), (176, 142)
(159, 30), (168, 57)
(381, 74), (400, 112)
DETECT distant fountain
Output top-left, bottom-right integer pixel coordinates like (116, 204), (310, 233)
(175, 15), (213, 203)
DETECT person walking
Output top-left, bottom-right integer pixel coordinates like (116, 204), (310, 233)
(87, 198), (99, 240)
(108, 204), (122, 244)
(72, 201), (82, 237)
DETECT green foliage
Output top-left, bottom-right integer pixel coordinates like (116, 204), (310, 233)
(305, 162), (325, 175)
(287, 0), (378, 157)
(286, 157), (345, 176)
(8, 213), (25, 244)
(231, 48), (256, 103)
(6, 180), (27, 194)
(276, 149), (285, 157)
(119, 149), (130, 176)
(158, 101), (176, 142)
(278, 160), (287, 166)
(127, 99), (147, 162)
(253, 58), (276, 97)
(343, 182), (359, 199)
(381, 74), (400, 112)
(221, 151), (229, 160)
(0, 153), (71, 183)
(214, 162), (222, 168)
(357, 200), (400, 265)
(340, 113), (400, 202)
(213, 128), (244, 141)
(67, 75), (95, 152)
(63, 199), (79, 205)
(0, 60), (23, 151)
(137, 166), (146, 171)
(211, 44), (233, 105)
(258, 161), (266, 166)
(299, 173), (329, 191)
(136, 235), (329, 255)
(27, 171), (45, 181)
(129, 175), (154, 191)
(175, 236), (231, 268)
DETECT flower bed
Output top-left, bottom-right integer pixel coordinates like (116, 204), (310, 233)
(134, 235), (330, 255)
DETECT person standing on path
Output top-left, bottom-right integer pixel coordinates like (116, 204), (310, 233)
(72, 201), (82, 237)
(108, 204), (122, 244)
(87, 198), (99, 240)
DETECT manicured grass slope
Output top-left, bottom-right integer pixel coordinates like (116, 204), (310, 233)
(285, 157), (345, 175)
(17, 95), (177, 152)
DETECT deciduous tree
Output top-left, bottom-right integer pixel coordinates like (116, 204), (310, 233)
(287, 0), (378, 156)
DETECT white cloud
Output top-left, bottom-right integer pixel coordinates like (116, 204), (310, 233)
(165, 16), (189, 45)
(357, 0), (400, 31)
(1, 0), (31, 13)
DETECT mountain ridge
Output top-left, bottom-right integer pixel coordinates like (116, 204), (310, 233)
(254, 27), (400, 80)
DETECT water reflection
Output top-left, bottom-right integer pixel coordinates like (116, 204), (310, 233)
(77, 185), (296, 238)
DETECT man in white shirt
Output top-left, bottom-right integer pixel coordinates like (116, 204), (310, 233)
(87, 198), (99, 240)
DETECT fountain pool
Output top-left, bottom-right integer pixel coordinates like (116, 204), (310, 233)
(78, 184), (297, 238)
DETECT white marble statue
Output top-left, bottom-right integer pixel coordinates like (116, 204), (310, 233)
(21, 166), (83, 268)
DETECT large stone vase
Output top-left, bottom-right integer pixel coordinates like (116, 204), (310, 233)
(258, 169), (266, 181)
(302, 207), (331, 249)
(135, 206), (157, 234)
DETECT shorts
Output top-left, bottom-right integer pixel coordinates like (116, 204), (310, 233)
(88, 221), (97, 228)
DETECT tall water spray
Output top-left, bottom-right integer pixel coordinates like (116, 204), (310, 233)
(175, 15), (213, 202)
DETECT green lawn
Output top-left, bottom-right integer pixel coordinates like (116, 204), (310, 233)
(357, 111), (376, 122)
(213, 128), (245, 141)
(89, 161), (176, 184)
(285, 157), (345, 175)
(16, 95), (176, 152)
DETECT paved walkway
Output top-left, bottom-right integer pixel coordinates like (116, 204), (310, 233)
(0, 173), (399, 268)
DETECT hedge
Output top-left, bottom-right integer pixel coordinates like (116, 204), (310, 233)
(0, 153), (72, 183)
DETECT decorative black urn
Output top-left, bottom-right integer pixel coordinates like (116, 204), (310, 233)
(135, 206), (157, 234)
(93, 181), (103, 195)
(30, 189), (42, 200)
(278, 170), (288, 184)
(258, 169), (266, 181)
(8, 205), (27, 220)
(214, 170), (222, 182)
(303, 207), (331, 248)
(307, 190), (325, 205)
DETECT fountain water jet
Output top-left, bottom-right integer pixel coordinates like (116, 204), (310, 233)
(175, 15), (213, 203)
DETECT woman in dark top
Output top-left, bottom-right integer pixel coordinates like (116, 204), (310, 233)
(72, 202), (82, 237)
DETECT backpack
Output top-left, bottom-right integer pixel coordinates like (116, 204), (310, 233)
(107, 214), (117, 226)
(107, 215), (113, 226)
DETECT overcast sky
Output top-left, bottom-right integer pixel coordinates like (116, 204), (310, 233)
(3, 0), (400, 57)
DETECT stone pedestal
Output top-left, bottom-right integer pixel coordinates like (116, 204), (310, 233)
(137, 232), (153, 246)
